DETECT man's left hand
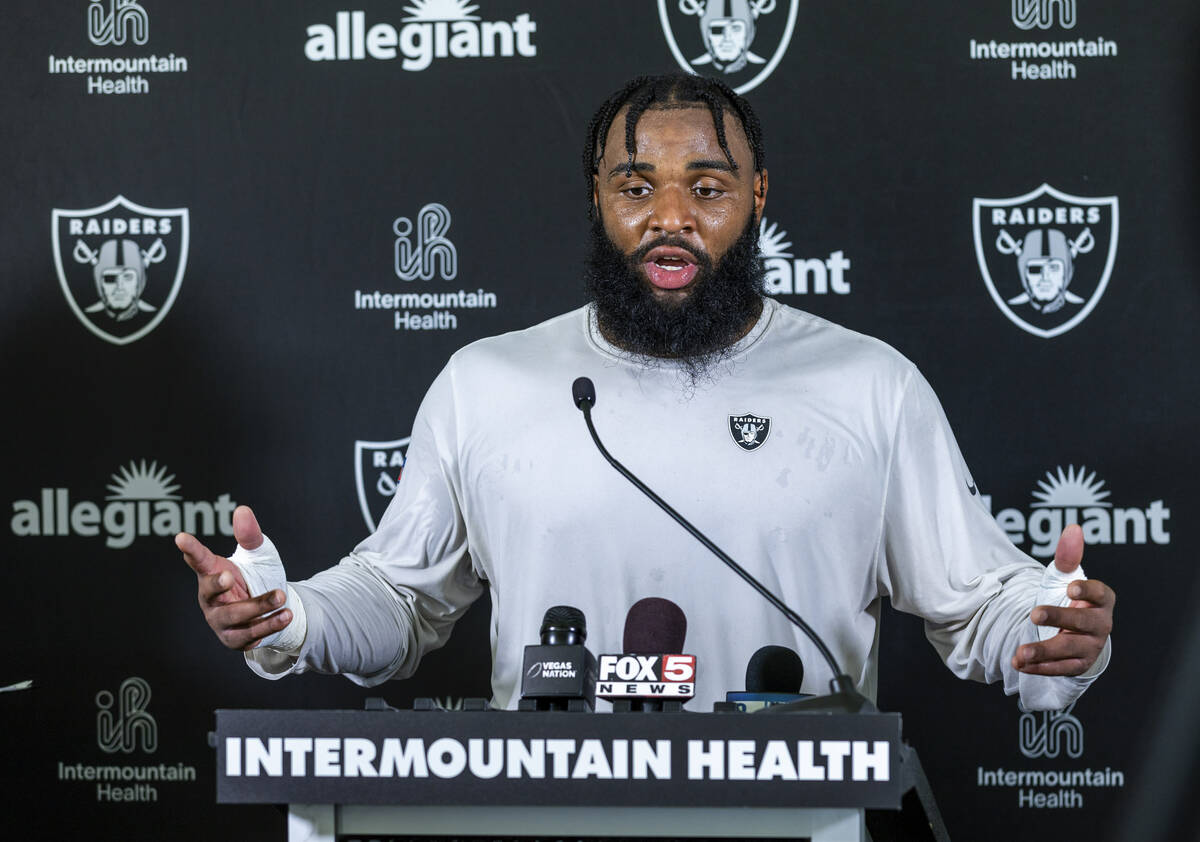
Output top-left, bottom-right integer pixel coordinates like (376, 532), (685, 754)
(1012, 524), (1115, 676)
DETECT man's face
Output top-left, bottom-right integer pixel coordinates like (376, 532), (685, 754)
(1023, 257), (1066, 301)
(592, 105), (767, 305)
(100, 266), (140, 310)
(706, 18), (749, 62)
(585, 103), (768, 379)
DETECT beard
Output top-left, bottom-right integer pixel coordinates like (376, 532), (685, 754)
(584, 211), (765, 382)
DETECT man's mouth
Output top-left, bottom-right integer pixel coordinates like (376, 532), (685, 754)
(641, 246), (700, 290)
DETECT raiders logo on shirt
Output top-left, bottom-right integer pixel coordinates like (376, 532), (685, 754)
(729, 413), (771, 451)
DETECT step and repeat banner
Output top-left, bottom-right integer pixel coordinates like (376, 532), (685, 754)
(4, 1), (1198, 840)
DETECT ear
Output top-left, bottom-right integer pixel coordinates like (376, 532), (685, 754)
(753, 169), (768, 224)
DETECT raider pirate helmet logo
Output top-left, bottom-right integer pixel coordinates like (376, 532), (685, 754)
(973, 184), (1117, 338)
(658, 0), (799, 94)
(729, 413), (771, 451)
(52, 195), (189, 345)
(355, 437), (410, 531)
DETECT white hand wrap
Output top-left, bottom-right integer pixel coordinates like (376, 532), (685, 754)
(1033, 560), (1088, 642)
(228, 534), (307, 652)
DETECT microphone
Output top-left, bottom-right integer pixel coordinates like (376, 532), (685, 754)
(723, 645), (813, 712)
(518, 605), (597, 711)
(599, 598), (695, 712)
(623, 596), (687, 654)
(571, 376), (874, 714)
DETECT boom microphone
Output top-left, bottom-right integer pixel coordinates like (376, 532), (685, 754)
(571, 376), (874, 714)
(518, 605), (597, 711)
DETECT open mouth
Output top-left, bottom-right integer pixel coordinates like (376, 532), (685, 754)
(642, 246), (700, 290)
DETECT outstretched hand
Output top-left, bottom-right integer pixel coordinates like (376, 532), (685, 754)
(1012, 524), (1115, 676)
(177, 505), (292, 651)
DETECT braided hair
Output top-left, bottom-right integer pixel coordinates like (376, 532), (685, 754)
(583, 73), (766, 219)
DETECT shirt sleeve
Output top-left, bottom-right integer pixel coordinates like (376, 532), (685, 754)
(876, 366), (1108, 711)
(245, 361), (485, 686)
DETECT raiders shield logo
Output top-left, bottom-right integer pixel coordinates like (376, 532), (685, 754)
(658, 0), (800, 94)
(354, 437), (410, 532)
(729, 413), (770, 451)
(52, 196), (189, 345)
(973, 184), (1118, 339)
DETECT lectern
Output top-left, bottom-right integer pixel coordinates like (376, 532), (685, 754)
(214, 707), (945, 841)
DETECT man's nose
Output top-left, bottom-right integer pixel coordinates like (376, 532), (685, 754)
(648, 186), (696, 234)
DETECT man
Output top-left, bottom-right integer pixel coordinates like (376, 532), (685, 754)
(179, 74), (1113, 711)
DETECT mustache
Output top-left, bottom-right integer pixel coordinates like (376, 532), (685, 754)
(629, 235), (712, 268)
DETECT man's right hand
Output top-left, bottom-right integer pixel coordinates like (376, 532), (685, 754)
(177, 505), (292, 651)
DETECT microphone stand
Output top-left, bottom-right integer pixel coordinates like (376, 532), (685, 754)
(572, 377), (874, 714)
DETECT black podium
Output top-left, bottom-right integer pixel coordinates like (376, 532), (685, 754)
(214, 707), (943, 841)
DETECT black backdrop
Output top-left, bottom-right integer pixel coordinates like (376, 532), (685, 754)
(4, 1), (1199, 839)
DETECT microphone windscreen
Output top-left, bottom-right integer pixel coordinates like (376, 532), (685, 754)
(572, 376), (596, 409)
(745, 645), (804, 694)
(541, 605), (587, 645)
(623, 597), (687, 654)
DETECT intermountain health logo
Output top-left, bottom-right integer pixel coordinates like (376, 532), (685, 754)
(659, 0), (799, 94)
(52, 195), (189, 344)
(975, 702), (1125, 810)
(47, 2), (190, 95)
(973, 184), (1117, 338)
(97, 677), (156, 754)
(57, 676), (198, 804)
(985, 465), (1169, 557)
(10, 460), (235, 549)
(969, 1), (1118, 80)
(1019, 701), (1082, 760)
(355, 438), (410, 531)
(305, 1), (536, 70)
(352, 205), (498, 332)
(758, 218), (850, 296)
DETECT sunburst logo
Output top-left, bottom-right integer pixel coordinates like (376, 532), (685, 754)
(10, 459), (234, 548)
(758, 219), (792, 259)
(1030, 465), (1110, 508)
(403, 0), (480, 21)
(986, 464), (1170, 557)
(757, 217), (851, 296)
(304, 4), (536, 70)
(106, 460), (181, 501)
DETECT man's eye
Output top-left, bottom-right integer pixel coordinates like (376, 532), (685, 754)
(694, 186), (723, 198)
(622, 185), (651, 198)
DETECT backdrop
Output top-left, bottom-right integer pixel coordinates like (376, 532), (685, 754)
(4, 1), (1198, 839)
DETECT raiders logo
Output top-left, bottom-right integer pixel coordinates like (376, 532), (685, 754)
(354, 437), (410, 532)
(51, 195), (189, 345)
(973, 183), (1118, 339)
(658, 0), (800, 94)
(729, 413), (771, 451)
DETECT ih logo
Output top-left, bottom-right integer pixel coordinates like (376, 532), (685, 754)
(394, 203), (457, 281)
(729, 413), (770, 451)
(658, 0), (799, 94)
(973, 184), (1117, 338)
(1019, 701), (1083, 759)
(88, 0), (149, 46)
(1012, 0), (1076, 30)
(52, 195), (189, 345)
(355, 438), (410, 531)
(96, 677), (156, 754)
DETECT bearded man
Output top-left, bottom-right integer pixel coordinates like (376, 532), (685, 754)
(178, 74), (1113, 712)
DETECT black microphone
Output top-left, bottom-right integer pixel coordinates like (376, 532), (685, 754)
(571, 376), (874, 714)
(723, 645), (812, 712)
(518, 605), (597, 712)
(623, 596), (687, 654)
(599, 598), (695, 712)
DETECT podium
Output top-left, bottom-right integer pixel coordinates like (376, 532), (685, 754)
(214, 707), (945, 841)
